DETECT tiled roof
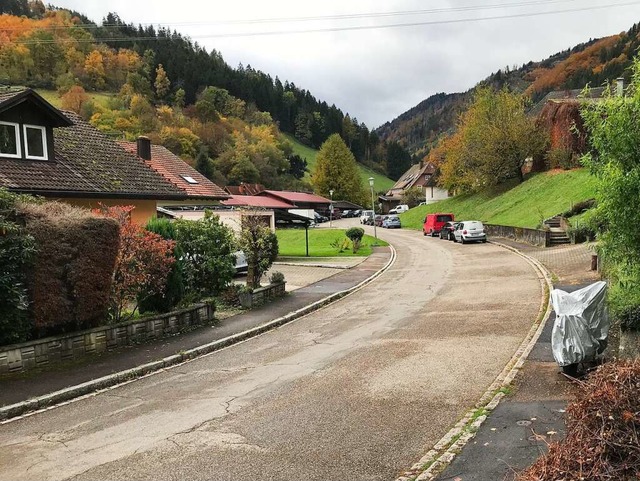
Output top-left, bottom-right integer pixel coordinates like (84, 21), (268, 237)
(119, 141), (228, 200)
(225, 184), (265, 196)
(389, 162), (437, 192)
(0, 89), (184, 199)
(222, 195), (295, 209)
(261, 190), (330, 204)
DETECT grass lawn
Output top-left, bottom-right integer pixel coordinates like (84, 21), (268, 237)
(285, 134), (395, 193)
(400, 169), (598, 230)
(36, 89), (114, 109)
(276, 228), (388, 257)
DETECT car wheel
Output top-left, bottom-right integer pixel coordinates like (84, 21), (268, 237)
(423, 231), (427, 236)
(461, 238), (467, 244)
(482, 239), (487, 243)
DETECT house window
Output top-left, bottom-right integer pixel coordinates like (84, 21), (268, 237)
(0, 121), (21, 158)
(23, 124), (48, 160)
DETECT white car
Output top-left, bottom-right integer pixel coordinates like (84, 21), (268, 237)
(360, 210), (374, 224)
(389, 204), (409, 215)
(453, 221), (487, 244)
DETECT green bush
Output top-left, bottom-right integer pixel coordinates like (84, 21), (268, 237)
(174, 211), (236, 296)
(345, 227), (365, 253)
(619, 305), (640, 331)
(237, 215), (279, 289)
(140, 217), (185, 313)
(569, 224), (597, 244)
(269, 271), (285, 284)
(0, 189), (37, 345)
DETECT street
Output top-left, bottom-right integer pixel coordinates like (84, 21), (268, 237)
(0, 223), (542, 481)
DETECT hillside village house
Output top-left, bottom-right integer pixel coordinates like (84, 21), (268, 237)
(0, 88), (228, 224)
(380, 162), (448, 213)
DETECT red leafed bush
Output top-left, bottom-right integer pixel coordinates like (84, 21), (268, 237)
(95, 205), (175, 323)
(20, 201), (120, 334)
(518, 360), (640, 481)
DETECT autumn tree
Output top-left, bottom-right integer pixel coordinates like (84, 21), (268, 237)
(84, 50), (106, 90)
(96, 205), (175, 322)
(439, 88), (547, 192)
(60, 85), (88, 114)
(312, 134), (367, 205)
(154, 64), (170, 102)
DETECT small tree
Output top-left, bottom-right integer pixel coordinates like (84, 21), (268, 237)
(154, 64), (171, 102)
(174, 211), (236, 297)
(237, 214), (279, 289)
(345, 227), (365, 253)
(97, 206), (175, 322)
(402, 186), (425, 207)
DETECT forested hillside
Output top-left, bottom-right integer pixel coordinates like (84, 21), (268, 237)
(377, 22), (640, 157)
(0, 1), (402, 197)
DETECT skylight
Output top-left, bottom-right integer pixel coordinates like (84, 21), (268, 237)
(181, 175), (199, 184)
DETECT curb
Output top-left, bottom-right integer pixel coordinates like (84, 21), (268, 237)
(0, 246), (397, 424)
(396, 240), (554, 481)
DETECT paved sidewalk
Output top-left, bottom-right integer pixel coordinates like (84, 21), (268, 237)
(0, 248), (390, 408)
(435, 240), (601, 481)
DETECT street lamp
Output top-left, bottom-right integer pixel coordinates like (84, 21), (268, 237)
(329, 189), (334, 228)
(368, 177), (378, 245)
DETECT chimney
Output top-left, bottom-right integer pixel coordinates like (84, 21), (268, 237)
(617, 78), (625, 97)
(137, 136), (151, 160)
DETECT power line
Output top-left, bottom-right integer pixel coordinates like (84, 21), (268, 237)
(0, 0), (583, 31)
(5, 1), (640, 44)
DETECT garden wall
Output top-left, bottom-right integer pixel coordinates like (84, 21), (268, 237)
(0, 302), (214, 375)
(485, 224), (551, 247)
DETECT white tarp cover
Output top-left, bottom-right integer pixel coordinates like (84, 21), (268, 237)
(551, 281), (609, 367)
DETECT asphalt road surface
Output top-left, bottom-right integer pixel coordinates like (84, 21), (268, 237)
(0, 223), (542, 481)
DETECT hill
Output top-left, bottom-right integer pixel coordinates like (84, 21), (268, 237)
(399, 169), (597, 230)
(285, 135), (395, 193)
(378, 22), (640, 157)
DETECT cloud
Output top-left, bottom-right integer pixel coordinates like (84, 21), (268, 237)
(50, 0), (640, 127)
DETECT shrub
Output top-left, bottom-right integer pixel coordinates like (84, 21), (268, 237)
(22, 201), (120, 334)
(619, 305), (640, 331)
(140, 218), (186, 314)
(569, 223), (596, 244)
(174, 211), (236, 296)
(237, 214), (279, 289)
(560, 198), (596, 218)
(345, 227), (365, 253)
(0, 190), (37, 345)
(546, 146), (578, 170)
(269, 271), (285, 284)
(96, 205), (175, 323)
(518, 360), (640, 481)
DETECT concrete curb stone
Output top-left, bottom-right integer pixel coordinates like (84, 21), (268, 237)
(0, 247), (397, 424)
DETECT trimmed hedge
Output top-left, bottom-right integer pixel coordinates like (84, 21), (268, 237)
(20, 202), (120, 335)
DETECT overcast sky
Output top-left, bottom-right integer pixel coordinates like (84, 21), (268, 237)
(49, 0), (640, 128)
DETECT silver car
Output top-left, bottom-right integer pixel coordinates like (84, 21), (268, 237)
(453, 221), (487, 244)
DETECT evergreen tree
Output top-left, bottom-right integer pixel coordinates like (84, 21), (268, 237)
(312, 134), (367, 205)
(195, 147), (214, 180)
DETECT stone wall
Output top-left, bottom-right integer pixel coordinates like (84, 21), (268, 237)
(485, 224), (551, 247)
(0, 302), (215, 375)
(239, 282), (286, 308)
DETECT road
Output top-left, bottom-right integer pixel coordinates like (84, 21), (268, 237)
(0, 223), (542, 481)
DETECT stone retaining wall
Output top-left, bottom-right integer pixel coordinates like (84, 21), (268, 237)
(0, 302), (215, 375)
(485, 224), (551, 247)
(239, 282), (286, 308)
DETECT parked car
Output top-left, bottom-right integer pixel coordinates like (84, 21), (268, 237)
(349, 209), (361, 219)
(382, 215), (401, 229)
(314, 212), (328, 224)
(389, 204), (409, 215)
(360, 210), (374, 224)
(374, 214), (385, 227)
(423, 213), (455, 237)
(342, 210), (352, 218)
(453, 220), (487, 244)
(234, 250), (248, 274)
(439, 221), (457, 240)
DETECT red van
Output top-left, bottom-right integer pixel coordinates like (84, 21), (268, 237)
(423, 213), (455, 237)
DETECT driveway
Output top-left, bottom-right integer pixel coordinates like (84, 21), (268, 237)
(0, 225), (542, 481)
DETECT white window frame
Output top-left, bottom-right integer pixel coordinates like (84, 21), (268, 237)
(23, 124), (48, 160)
(0, 121), (21, 158)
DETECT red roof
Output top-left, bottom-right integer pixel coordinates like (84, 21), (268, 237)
(225, 184), (265, 196)
(260, 190), (330, 204)
(222, 195), (294, 209)
(119, 141), (228, 200)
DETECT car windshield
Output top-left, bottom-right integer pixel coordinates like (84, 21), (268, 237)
(437, 215), (453, 222)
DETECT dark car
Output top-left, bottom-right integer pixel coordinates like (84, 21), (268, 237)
(351, 209), (361, 218)
(374, 214), (385, 227)
(342, 210), (351, 218)
(314, 212), (328, 224)
(439, 221), (457, 241)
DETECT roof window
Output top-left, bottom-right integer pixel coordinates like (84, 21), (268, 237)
(181, 175), (199, 184)
(23, 124), (48, 160)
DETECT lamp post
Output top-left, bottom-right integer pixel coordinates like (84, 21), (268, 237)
(368, 177), (378, 245)
(329, 189), (334, 228)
